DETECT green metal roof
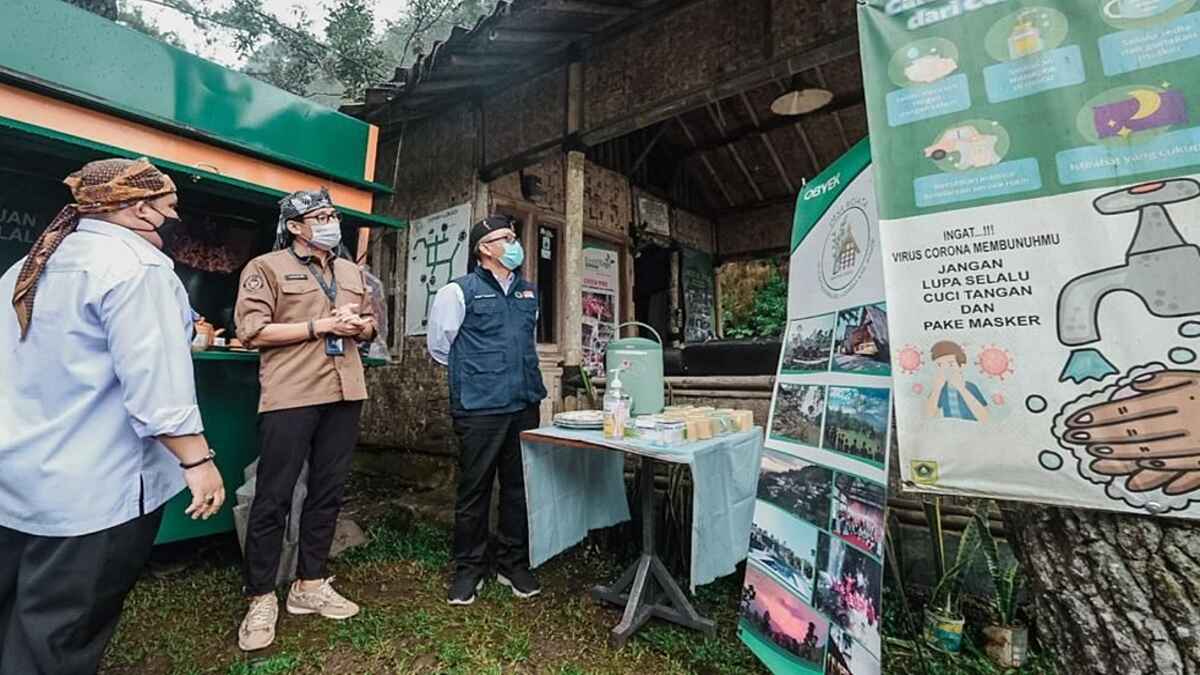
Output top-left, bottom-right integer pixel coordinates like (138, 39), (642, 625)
(1, 0), (388, 194)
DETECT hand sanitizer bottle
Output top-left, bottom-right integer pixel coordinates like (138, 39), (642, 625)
(603, 369), (633, 439)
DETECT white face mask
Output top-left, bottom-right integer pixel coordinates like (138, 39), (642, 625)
(307, 221), (342, 251)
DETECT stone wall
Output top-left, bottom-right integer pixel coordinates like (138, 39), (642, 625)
(717, 202), (792, 258)
(361, 102), (481, 453)
(673, 207), (716, 254)
(583, 160), (630, 237)
(483, 67), (568, 167)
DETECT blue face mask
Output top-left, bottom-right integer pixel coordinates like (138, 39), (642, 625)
(499, 240), (525, 271)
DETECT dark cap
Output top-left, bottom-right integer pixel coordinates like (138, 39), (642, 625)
(468, 215), (518, 270)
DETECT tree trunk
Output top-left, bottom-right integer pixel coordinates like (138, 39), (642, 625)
(1002, 504), (1200, 675)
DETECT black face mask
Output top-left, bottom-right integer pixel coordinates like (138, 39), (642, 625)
(138, 204), (182, 252)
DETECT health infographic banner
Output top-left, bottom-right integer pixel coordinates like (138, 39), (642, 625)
(740, 140), (890, 675)
(859, 0), (1200, 518)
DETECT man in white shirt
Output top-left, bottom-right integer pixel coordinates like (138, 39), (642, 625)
(0, 158), (224, 674)
(427, 215), (546, 606)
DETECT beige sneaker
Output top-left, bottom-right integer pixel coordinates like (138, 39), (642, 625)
(286, 577), (360, 620)
(238, 593), (279, 652)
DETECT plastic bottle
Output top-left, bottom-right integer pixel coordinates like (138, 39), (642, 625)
(603, 368), (633, 439)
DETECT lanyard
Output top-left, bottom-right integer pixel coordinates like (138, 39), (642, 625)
(291, 249), (338, 306)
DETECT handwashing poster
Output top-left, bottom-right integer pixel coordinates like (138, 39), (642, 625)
(740, 140), (892, 675)
(858, 0), (1200, 518)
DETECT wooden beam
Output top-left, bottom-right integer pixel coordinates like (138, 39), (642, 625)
(410, 76), (494, 94)
(739, 92), (795, 194)
(489, 28), (589, 44)
(479, 138), (564, 182)
(681, 92), (864, 159)
(815, 65), (851, 151)
(712, 194), (795, 216)
(446, 53), (530, 69)
(627, 122), (669, 177)
(676, 115), (735, 207)
(556, 0), (637, 16)
(706, 102), (764, 202)
(773, 79), (823, 174)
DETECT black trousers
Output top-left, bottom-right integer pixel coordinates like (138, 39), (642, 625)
(243, 400), (362, 596)
(0, 508), (164, 675)
(450, 405), (540, 578)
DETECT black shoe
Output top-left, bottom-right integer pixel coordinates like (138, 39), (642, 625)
(447, 574), (484, 606)
(497, 568), (541, 599)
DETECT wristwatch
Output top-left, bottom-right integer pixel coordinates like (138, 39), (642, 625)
(180, 449), (216, 470)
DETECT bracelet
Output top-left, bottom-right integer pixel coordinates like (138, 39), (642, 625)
(181, 450), (216, 470)
(307, 319), (316, 340)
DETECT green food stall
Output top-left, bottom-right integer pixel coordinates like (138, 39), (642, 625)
(0, 0), (404, 544)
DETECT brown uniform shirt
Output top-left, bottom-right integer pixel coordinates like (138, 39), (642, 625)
(235, 249), (374, 413)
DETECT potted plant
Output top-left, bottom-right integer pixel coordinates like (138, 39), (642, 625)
(921, 496), (980, 654)
(974, 504), (1028, 668)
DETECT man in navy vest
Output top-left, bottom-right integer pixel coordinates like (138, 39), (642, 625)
(427, 215), (547, 605)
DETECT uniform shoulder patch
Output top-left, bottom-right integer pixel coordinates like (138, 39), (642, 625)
(243, 273), (265, 291)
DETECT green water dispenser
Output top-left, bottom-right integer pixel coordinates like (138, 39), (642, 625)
(605, 321), (664, 416)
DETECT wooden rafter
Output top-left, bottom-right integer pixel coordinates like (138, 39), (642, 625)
(738, 91), (795, 194)
(706, 102), (764, 202)
(628, 122), (669, 178)
(556, 0), (637, 16)
(488, 28), (588, 44)
(814, 65), (850, 151)
(679, 92), (863, 159)
(676, 115), (735, 207)
(776, 80), (822, 175)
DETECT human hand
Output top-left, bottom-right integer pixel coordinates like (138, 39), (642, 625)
(1064, 369), (1200, 496)
(947, 367), (966, 391)
(183, 462), (225, 520)
(317, 315), (361, 337)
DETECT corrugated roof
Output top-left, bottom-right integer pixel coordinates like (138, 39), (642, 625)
(346, 0), (673, 122)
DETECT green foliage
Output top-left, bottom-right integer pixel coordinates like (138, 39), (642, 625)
(925, 497), (982, 616)
(98, 0), (499, 103)
(973, 503), (1023, 626)
(721, 267), (788, 340)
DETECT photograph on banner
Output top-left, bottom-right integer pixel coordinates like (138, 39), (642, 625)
(830, 474), (886, 558)
(405, 203), (471, 336)
(832, 304), (891, 376)
(581, 244), (620, 377)
(821, 387), (891, 469)
(770, 383), (826, 448)
(742, 140), (892, 674)
(782, 313), (837, 374)
(827, 624), (883, 675)
(748, 503), (822, 603)
(739, 564), (831, 675)
(757, 449), (834, 528)
(815, 536), (883, 659)
(858, 0), (1200, 518)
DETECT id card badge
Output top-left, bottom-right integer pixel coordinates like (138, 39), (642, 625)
(325, 335), (345, 356)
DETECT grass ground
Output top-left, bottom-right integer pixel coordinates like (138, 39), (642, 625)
(100, 499), (765, 674)
(99, 472), (1059, 674)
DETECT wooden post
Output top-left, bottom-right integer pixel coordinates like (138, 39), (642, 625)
(356, 226), (371, 266)
(563, 150), (585, 367)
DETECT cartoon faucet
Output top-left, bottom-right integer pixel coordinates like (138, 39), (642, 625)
(1057, 179), (1200, 347)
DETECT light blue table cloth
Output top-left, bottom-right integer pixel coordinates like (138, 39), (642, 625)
(521, 426), (765, 591)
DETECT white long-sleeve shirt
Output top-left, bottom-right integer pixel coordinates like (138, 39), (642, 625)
(0, 220), (201, 536)
(426, 273), (529, 365)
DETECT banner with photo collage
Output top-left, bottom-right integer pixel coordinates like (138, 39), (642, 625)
(740, 140), (891, 675)
(859, 0), (1200, 518)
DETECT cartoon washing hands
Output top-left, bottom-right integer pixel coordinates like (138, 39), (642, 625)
(1064, 369), (1200, 496)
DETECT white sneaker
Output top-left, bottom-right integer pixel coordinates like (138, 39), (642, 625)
(286, 577), (360, 620)
(238, 593), (279, 652)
